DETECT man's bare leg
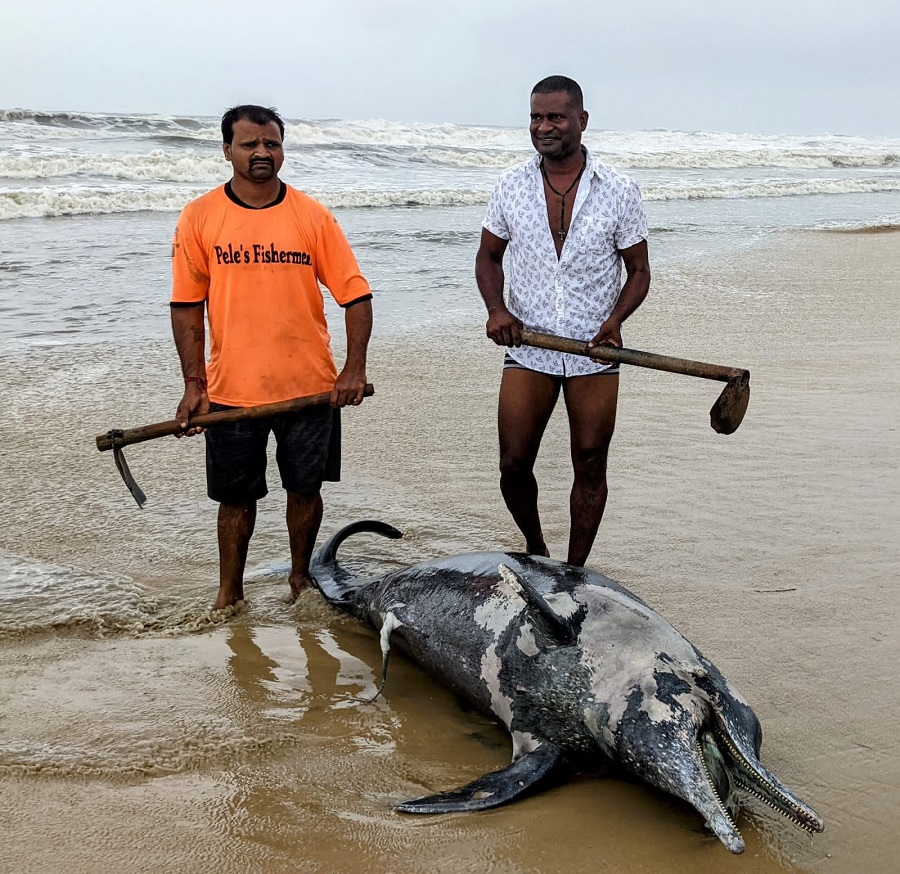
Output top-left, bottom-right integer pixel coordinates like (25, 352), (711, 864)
(498, 367), (560, 556)
(563, 372), (619, 566)
(216, 501), (257, 609)
(286, 489), (323, 600)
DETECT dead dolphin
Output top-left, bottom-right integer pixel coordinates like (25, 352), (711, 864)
(310, 520), (824, 854)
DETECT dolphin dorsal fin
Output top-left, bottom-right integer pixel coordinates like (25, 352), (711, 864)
(498, 564), (577, 644)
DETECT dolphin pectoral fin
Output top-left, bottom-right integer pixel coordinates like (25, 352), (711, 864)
(395, 741), (562, 814)
(498, 564), (577, 644)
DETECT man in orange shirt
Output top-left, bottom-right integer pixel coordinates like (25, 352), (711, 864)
(171, 104), (373, 610)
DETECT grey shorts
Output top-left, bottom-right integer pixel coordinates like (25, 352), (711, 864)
(503, 351), (619, 376)
(205, 402), (341, 503)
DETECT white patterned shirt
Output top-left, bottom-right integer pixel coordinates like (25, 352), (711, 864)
(483, 149), (648, 375)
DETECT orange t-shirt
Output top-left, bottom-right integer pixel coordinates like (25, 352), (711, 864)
(171, 183), (371, 406)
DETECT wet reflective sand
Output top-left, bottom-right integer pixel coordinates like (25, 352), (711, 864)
(1, 231), (898, 873)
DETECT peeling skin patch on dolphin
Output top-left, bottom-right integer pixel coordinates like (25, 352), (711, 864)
(636, 673), (688, 725)
(498, 564), (524, 596)
(474, 587), (522, 635)
(544, 590), (580, 618)
(641, 689), (675, 723)
(379, 610), (403, 656)
(516, 622), (540, 657)
(584, 705), (616, 751)
(512, 730), (540, 757)
(574, 594), (706, 735)
(480, 644), (513, 727)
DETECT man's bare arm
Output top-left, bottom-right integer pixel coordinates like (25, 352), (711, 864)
(171, 302), (209, 430)
(476, 228), (521, 346)
(589, 239), (651, 348)
(332, 298), (372, 407)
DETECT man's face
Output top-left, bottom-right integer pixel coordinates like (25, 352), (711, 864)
(529, 92), (588, 161)
(223, 118), (284, 182)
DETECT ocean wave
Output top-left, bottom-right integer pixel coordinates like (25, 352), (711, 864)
(815, 219), (900, 233)
(283, 117), (527, 150)
(0, 185), (206, 219)
(0, 108), (219, 141)
(4, 144), (898, 195)
(0, 184), (489, 219)
(2, 175), (899, 220)
(7, 110), (900, 169)
(0, 149), (227, 182)
(645, 176), (900, 201)
(424, 145), (900, 171)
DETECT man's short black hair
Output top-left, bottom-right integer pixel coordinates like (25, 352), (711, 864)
(531, 76), (584, 111)
(221, 105), (285, 143)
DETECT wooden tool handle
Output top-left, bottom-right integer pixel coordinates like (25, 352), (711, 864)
(520, 329), (747, 382)
(96, 384), (374, 452)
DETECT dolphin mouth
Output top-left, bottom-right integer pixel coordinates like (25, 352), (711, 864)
(701, 728), (825, 836)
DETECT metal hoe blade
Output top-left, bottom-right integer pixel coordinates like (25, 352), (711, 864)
(109, 432), (147, 508)
(710, 372), (750, 435)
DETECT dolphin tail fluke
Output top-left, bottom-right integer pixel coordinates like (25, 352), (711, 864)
(396, 741), (562, 814)
(310, 520), (403, 605)
(313, 520), (403, 566)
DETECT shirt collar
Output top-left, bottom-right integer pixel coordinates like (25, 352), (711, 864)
(529, 146), (601, 179)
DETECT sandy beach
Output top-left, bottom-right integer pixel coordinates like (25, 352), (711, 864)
(1, 228), (898, 873)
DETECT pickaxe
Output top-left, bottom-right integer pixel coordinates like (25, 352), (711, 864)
(96, 385), (375, 508)
(519, 329), (750, 434)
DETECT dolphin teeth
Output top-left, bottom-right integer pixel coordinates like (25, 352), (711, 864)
(696, 740), (738, 832)
(734, 780), (819, 833)
(715, 729), (821, 832)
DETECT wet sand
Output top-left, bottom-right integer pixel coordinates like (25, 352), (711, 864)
(1, 230), (898, 873)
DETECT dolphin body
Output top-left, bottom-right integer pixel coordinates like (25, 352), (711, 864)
(310, 520), (824, 854)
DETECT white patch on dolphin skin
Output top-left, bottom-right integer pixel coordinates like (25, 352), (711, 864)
(516, 623), (540, 657)
(474, 587), (523, 635)
(584, 705), (616, 751)
(498, 564), (524, 595)
(543, 591), (580, 618)
(573, 585), (709, 741)
(473, 577), (524, 730)
(378, 610), (403, 657)
(511, 730), (540, 757)
(640, 676), (675, 723)
(480, 644), (513, 727)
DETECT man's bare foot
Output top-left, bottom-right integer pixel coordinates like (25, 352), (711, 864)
(526, 541), (550, 557)
(213, 588), (244, 610)
(289, 574), (317, 602)
(208, 600), (246, 621)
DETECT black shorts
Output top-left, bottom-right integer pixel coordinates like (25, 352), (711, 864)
(205, 402), (341, 503)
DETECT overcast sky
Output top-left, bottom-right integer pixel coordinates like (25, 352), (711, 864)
(2, 0), (898, 136)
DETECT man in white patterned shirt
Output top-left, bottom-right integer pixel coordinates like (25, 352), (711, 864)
(475, 75), (651, 565)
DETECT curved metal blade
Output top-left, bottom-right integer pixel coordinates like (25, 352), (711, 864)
(112, 443), (147, 508)
(710, 372), (750, 435)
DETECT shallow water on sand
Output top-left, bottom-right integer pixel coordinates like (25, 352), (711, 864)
(1, 230), (898, 873)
